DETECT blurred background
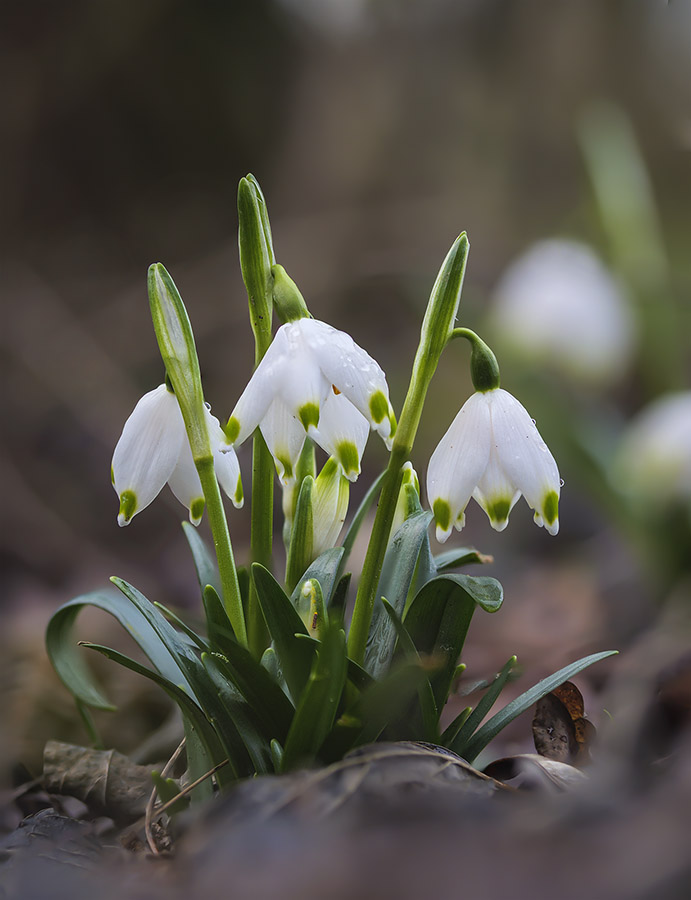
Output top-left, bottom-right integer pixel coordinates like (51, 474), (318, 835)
(2, 0), (691, 782)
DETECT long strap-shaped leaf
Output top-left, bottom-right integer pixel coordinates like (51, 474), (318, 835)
(81, 642), (234, 791)
(382, 599), (438, 740)
(251, 563), (312, 703)
(445, 655), (516, 753)
(46, 587), (198, 709)
(403, 573), (503, 712)
(290, 547), (345, 612)
(365, 510), (433, 679)
(461, 650), (618, 763)
(281, 625), (348, 771)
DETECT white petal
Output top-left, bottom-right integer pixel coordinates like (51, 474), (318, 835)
(488, 389), (560, 533)
(259, 396), (306, 484)
(112, 385), (185, 525)
(312, 390), (370, 481)
(275, 322), (329, 434)
(168, 438), (205, 525)
(426, 392), (492, 539)
(304, 318), (396, 444)
(207, 409), (244, 509)
(472, 446), (521, 531)
(226, 326), (292, 446)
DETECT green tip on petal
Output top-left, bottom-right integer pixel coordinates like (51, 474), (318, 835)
(368, 390), (390, 425)
(190, 497), (205, 525)
(224, 416), (241, 444)
(118, 490), (137, 526)
(110, 464), (115, 486)
(487, 497), (511, 530)
(298, 402), (320, 432)
(543, 490), (559, 526)
(335, 440), (360, 481)
(234, 476), (244, 508)
(433, 498), (452, 533)
(274, 454), (293, 483)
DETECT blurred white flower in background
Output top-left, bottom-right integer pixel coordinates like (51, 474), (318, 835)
(615, 392), (691, 505)
(490, 240), (637, 386)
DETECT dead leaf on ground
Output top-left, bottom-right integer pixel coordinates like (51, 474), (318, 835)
(532, 681), (595, 766)
(42, 740), (157, 824)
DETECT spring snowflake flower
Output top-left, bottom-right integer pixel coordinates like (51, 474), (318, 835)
(224, 318), (395, 482)
(490, 240), (636, 386)
(112, 384), (243, 526)
(427, 388), (560, 541)
(615, 391), (691, 505)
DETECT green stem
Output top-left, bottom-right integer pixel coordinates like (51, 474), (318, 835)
(248, 428), (273, 656)
(196, 455), (247, 647)
(347, 233), (470, 665)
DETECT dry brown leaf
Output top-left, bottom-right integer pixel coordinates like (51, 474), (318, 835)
(42, 740), (156, 824)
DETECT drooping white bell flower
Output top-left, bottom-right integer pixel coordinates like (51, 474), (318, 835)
(224, 318), (396, 481)
(112, 384), (243, 526)
(490, 240), (636, 386)
(427, 388), (560, 541)
(615, 391), (691, 505)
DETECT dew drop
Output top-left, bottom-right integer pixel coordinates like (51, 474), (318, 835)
(205, 401), (211, 410)
(559, 478), (565, 487)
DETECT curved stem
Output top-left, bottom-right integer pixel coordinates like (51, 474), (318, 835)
(347, 233), (470, 665)
(196, 456), (247, 647)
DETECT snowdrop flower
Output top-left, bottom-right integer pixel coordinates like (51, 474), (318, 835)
(225, 318), (395, 482)
(490, 240), (636, 386)
(112, 385), (242, 526)
(615, 391), (691, 505)
(427, 388), (560, 541)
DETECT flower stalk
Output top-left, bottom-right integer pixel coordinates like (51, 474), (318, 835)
(148, 263), (246, 647)
(347, 233), (470, 665)
(237, 175), (276, 657)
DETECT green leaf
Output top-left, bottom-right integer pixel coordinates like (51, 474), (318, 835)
(182, 521), (221, 599)
(290, 547), (345, 611)
(403, 573), (503, 712)
(461, 650), (618, 763)
(205, 639), (295, 743)
(352, 662), (433, 746)
(46, 587), (197, 710)
(381, 599), (438, 740)
(151, 772), (190, 816)
(329, 573), (352, 622)
(80, 642), (233, 791)
(337, 470), (387, 579)
(446, 656), (517, 753)
(281, 625), (348, 770)
(154, 601), (209, 652)
(365, 510), (433, 679)
(251, 563), (312, 704)
(433, 547), (493, 570)
(202, 654), (273, 774)
(285, 476), (314, 594)
(203, 585), (236, 655)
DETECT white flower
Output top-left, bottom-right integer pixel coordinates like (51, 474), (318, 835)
(426, 388), (560, 541)
(224, 318), (396, 482)
(490, 240), (636, 386)
(112, 385), (243, 526)
(615, 391), (691, 505)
